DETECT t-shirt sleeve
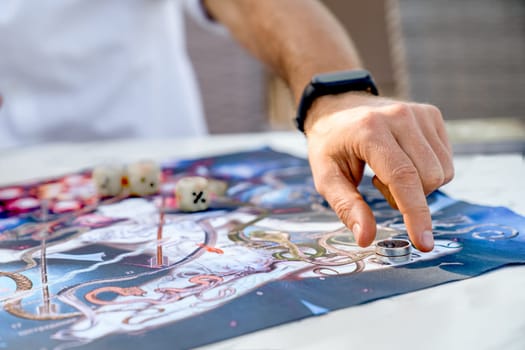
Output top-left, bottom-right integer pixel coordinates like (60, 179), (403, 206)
(183, 0), (229, 35)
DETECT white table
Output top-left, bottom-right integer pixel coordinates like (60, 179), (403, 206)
(1, 132), (524, 350)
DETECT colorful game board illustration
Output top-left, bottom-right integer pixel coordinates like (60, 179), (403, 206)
(0, 148), (524, 349)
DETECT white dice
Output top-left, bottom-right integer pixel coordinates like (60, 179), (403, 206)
(206, 179), (228, 197)
(175, 176), (209, 212)
(92, 164), (125, 197)
(127, 161), (161, 196)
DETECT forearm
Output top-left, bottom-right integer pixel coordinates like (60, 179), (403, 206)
(203, 0), (362, 104)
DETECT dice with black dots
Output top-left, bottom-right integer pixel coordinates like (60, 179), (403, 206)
(92, 161), (160, 197)
(127, 161), (161, 196)
(175, 176), (209, 212)
(92, 164), (125, 197)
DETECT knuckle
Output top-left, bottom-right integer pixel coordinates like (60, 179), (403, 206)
(426, 104), (442, 116)
(424, 104), (444, 123)
(331, 197), (354, 225)
(390, 164), (419, 185)
(355, 113), (386, 146)
(444, 164), (455, 184)
(422, 171), (445, 194)
(357, 111), (381, 130)
(388, 103), (412, 119)
(423, 181), (443, 196)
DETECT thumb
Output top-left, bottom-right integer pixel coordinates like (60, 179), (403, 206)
(311, 162), (377, 247)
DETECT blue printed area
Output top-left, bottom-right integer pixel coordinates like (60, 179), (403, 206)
(0, 148), (524, 350)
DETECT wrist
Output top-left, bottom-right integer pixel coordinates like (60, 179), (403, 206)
(295, 69), (378, 134)
(303, 91), (375, 135)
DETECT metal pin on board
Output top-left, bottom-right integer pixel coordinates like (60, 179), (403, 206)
(375, 239), (412, 263)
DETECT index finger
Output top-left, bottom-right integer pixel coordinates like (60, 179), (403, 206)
(386, 163), (434, 252)
(359, 135), (434, 252)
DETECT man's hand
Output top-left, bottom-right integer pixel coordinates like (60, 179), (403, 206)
(305, 92), (454, 252)
(204, 0), (454, 251)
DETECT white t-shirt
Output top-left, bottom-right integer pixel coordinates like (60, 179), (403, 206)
(0, 0), (216, 149)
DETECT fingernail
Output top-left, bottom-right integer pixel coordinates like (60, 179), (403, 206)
(422, 230), (434, 250)
(352, 223), (361, 238)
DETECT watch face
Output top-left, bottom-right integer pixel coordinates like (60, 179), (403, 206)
(312, 70), (370, 85)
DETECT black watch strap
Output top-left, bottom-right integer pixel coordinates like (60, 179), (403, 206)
(295, 70), (379, 133)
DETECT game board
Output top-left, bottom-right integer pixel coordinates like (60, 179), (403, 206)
(0, 148), (524, 349)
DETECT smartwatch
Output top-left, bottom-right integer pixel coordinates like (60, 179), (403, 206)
(295, 69), (379, 133)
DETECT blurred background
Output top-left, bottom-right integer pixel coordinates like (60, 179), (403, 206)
(186, 0), (525, 153)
